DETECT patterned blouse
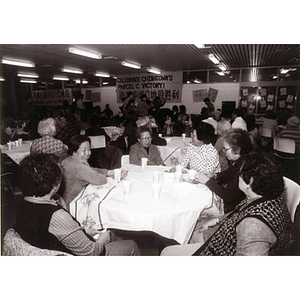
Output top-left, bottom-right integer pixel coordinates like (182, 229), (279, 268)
(30, 135), (68, 155)
(181, 143), (221, 173)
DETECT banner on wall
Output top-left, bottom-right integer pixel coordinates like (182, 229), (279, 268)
(193, 89), (208, 102)
(116, 71), (182, 103)
(31, 89), (73, 106)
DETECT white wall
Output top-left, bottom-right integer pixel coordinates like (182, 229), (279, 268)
(81, 82), (241, 116)
(81, 86), (118, 113)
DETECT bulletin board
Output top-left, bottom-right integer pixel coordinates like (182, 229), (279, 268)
(240, 86), (276, 113)
(277, 86), (297, 111)
(257, 86), (276, 113)
(240, 87), (257, 111)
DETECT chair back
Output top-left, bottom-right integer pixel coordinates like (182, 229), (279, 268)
(2, 228), (72, 256)
(282, 177), (300, 222)
(88, 135), (106, 149)
(274, 137), (296, 154)
(261, 126), (272, 138)
(121, 155), (130, 167)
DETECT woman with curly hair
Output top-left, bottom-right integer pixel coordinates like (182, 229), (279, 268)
(161, 151), (296, 255)
(30, 117), (68, 156)
(13, 153), (140, 256)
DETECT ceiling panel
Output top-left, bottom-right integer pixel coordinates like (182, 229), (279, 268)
(0, 44), (299, 86)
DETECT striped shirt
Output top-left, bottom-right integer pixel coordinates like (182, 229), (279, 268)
(278, 127), (300, 150)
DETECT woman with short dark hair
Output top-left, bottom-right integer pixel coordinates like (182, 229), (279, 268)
(196, 128), (253, 213)
(60, 135), (113, 209)
(181, 122), (220, 174)
(129, 125), (163, 165)
(13, 153), (140, 256)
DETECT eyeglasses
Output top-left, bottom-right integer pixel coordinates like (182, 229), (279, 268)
(223, 147), (232, 152)
(140, 137), (152, 141)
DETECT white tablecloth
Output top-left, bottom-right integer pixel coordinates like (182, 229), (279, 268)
(1, 140), (32, 164)
(157, 136), (191, 166)
(70, 164), (213, 244)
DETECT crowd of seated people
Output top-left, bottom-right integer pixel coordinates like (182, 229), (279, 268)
(2, 96), (300, 256)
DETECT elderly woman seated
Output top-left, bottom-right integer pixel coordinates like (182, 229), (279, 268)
(30, 117), (68, 156)
(60, 135), (114, 210)
(129, 125), (163, 166)
(195, 128), (253, 214)
(161, 151), (296, 256)
(13, 153), (140, 256)
(181, 122), (221, 174)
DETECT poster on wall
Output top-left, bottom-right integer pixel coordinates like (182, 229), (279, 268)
(31, 89), (72, 106)
(193, 89), (208, 102)
(116, 71), (182, 103)
(208, 87), (218, 103)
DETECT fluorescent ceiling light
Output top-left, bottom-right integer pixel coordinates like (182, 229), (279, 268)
(194, 79), (202, 83)
(2, 58), (35, 68)
(18, 73), (39, 78)
(280, 68), (289, 74)
(121, 61), (141, 69)
(20, 79), (37, 83)
(208, 54), (219, 64)
(69, 47), (101, 59)
(147, 68), (161, 74)
(95, 72), (110, 78)
(250, 68), (257, 82)
(194, 43), (206, 48)
(103, 82), (109, 85)
(53, 76), (69, 81)
(75, 79), (88, 84)
(62, 68), (83, 74)
(218, 64), (226, 71)
(0, 77), (5, 81)
(216, 71), (225, 76)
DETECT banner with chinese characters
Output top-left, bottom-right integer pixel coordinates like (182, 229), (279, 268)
(31, 89), (73, 106)
(116, 71), (182, 103)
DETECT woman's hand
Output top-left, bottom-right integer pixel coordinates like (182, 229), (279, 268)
(95, 230), (112, 246)
(85, 227), (101, 237)
(194, 172), (210, 184)
(203, 172), (216, 179)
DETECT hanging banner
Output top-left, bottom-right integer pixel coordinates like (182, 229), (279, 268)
(116, 71), (182, 103)
(31, 89), (73, 106)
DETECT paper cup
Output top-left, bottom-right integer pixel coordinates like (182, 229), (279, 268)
(182, 133), (186, 140)
(175, 171), (182, 183)
(18, 138), (23, 145)
(176, 165), (182, 173)
(152, 170), (160, 184)
(15, 140), (19, 147)
(7, 142), (12, 151)
(114, 168), (121, 182)
(122, 180), (131, 196)
(152, 183), (161, 201)
(141, 158), (148, 170)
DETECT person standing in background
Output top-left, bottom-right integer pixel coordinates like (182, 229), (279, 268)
(137, 94), (153, 117)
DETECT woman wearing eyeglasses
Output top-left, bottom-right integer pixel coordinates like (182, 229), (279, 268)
(129, 125), (163, 166)
(195, 128), (253, 213)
